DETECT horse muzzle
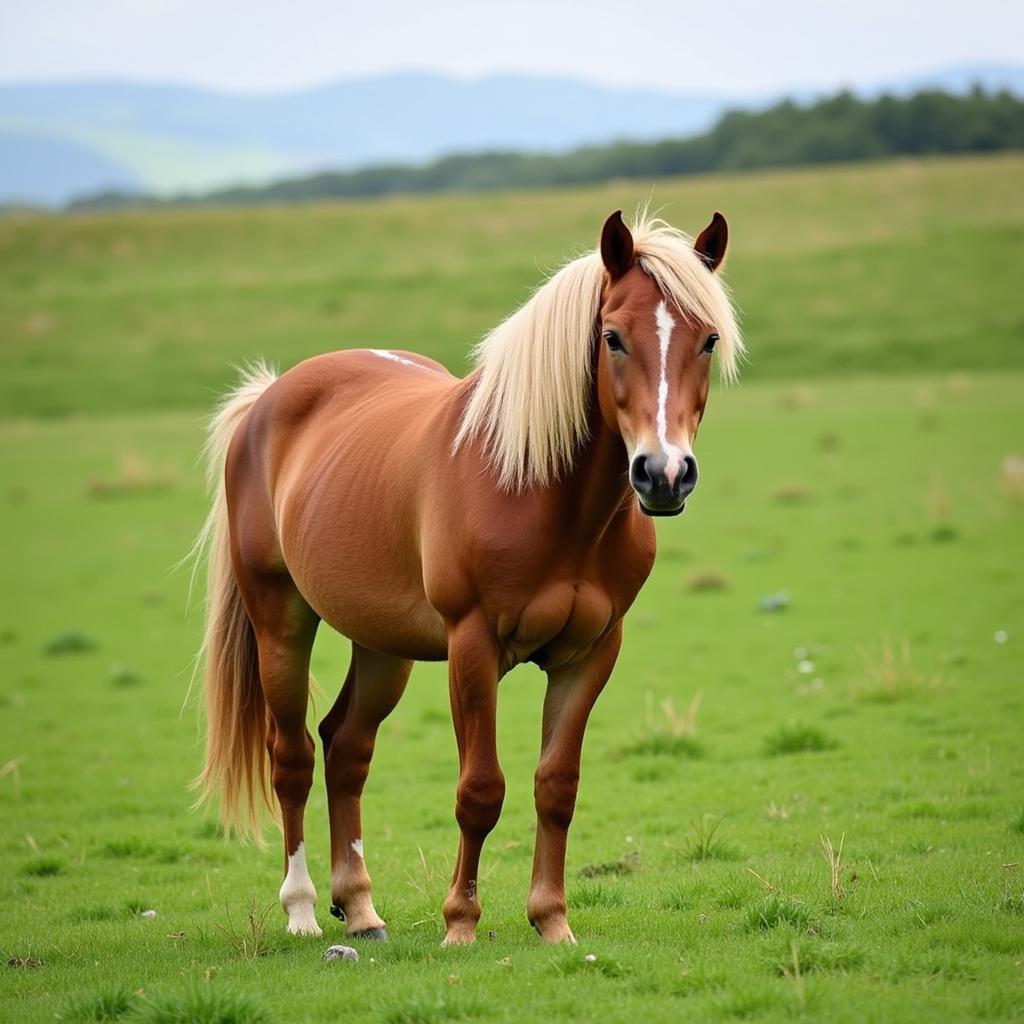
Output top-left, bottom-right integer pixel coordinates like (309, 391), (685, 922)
(629, 451), (698, 517)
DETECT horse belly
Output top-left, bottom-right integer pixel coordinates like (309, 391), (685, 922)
(277, 455), (449, 660)
(292, 538), (449, 661)
(322, 595), (448, 662)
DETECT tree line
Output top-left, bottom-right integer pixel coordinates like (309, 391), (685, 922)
(71, 87), (1024, 210)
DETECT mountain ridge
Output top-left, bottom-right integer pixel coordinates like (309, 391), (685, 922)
(2, 63), (1021, 206)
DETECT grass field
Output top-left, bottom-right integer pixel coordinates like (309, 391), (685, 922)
(1, 155), (1023, 1023)
(2, 154), (1023, 417)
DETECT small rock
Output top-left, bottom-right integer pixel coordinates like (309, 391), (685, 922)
(323, 944), (359, 963)
(759, 590), (790, 613)
(140, 909), (157, 919)
(584, 953), (597, 962)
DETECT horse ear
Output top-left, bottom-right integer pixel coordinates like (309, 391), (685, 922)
(600, 210), (635, 280)
(694, 211), (729, 272)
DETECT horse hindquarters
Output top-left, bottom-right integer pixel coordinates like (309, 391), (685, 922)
(193, 364), (323, 935)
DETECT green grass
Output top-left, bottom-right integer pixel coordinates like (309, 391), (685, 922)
(56, 982), (274, 1024)
(763, 723), (839, 756)
(58, 985), (137, 1022)
(1, 155), (1023, 1022)
(745, 895), (815, 933)
(1, 154), (1023, 418)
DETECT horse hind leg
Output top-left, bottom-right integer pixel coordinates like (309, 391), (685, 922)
(319, 643), (412, 939)
(241, 570), (322, 936)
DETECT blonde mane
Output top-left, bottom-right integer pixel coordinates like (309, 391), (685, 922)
(453, 210), (744, 492)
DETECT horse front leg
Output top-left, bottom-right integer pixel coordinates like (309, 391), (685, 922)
(442, 617), (504, 946)
(528, 624), (622, 943)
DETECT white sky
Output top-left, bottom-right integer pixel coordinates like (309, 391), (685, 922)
(1, 0), (1021, 94)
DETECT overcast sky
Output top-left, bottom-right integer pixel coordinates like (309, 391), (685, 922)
(2, 0), (1021, 94)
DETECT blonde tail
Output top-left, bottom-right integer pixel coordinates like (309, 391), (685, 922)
(190, 362), (278, 839)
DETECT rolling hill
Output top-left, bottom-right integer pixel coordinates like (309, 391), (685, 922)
(1, 63), (1022, 207)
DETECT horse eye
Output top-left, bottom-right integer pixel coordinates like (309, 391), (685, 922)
(603, 329), (624, 353)
(702, 333), (719, 354)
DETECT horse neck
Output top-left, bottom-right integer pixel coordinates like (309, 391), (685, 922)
(556, 394), (633, 540)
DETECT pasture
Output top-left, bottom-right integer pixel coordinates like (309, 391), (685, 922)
(1, 154), (1023, 1022)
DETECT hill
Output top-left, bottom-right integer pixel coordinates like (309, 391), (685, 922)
(0, 75), (733, 206)
(2, 62), (1023, 207)
(1, 153), (1021, 419)
(70, 88), (1024, 210)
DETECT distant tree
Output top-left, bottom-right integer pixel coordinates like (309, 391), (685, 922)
(68, 87), (1024, 211)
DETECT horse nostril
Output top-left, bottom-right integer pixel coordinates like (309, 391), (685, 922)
(629, 454), (654, 494)
(626, 452), (659, 495)
(677, 455), (699, 497)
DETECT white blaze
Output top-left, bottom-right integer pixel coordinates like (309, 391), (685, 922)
(351, 838), (364, 859)
(654, 301), (685, 483)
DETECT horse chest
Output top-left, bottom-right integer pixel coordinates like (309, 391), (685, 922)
(502, 581), (616, 672)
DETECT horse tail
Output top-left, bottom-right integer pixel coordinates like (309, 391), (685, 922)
(189, 362), (278, 840)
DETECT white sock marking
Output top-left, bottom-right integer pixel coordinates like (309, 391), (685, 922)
(279, 841), (322, 937)
(369, 348), (418, 367)
(351, 838), (364, 859)
(654, 301), (684, 483)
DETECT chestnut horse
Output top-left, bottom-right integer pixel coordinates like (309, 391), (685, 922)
(193, 209), (742, 945)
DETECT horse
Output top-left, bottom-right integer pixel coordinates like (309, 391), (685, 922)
(191, 207), (742, 946)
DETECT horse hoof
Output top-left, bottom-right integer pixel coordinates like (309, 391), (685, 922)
(330, 904), (346, 920)
(350, 926), (388, 942)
